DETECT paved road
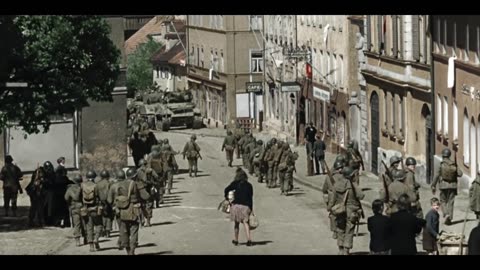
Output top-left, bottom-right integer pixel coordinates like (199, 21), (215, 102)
(57, 131), (371, 255)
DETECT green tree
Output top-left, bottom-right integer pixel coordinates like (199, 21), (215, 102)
(0, 15), (120, 134)
(126, 36), (163, 96)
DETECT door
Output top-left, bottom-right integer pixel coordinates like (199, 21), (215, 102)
(370, 92), (380, 174)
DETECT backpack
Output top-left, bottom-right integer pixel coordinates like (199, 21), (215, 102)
(440, 161), (457, 182)
(81, 183), (96, 205)
(115, 181), (134, 210)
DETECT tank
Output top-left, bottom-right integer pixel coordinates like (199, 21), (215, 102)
(154, 91), (203, 131)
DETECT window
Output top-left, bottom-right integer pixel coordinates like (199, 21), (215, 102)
(384, 91), (388, 129)
(218, 16), (224, 29)
(400, 96), (405, 136)
(333, 54), (337, 85)
(453, 22), (457, 57)
(477, 26), (480, 64)
(435, 18), (441, 53)
(412, 15), (420, 61)
(453, 101), (458, 140)
(471, 118), (477, 174)
(444, 96), (449, 137)
(196, 47), (200, 66)
(306, 15), (311, 26)
(167, 68), (172, 80)
(251, 51), (263, 73)
(161, 67), (166, 79)
(392, 94), (396, 133)
(200, 47), (204, 68)
(464, 108), (470, 164)
(436, 94), (442, 132)
(214, 50), (219, 71)
(319, 50), (324, 82)
(338, 55), (344, 87)
(465, 24), (470, 61)
(250, 16), (263, 30)
(210, 48), (214, 69)
(220, 51), (224, 72)
(156, 66), (159, 78)
(443, 19), (447, 55)
(326, 52), (331, 83)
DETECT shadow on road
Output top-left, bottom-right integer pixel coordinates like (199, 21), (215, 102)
(0, 206), (34, 232)
(150, 221), (176, 227)
(160, 204), (181, 208)
(139, 250), (173, 255)
(286, 192), (306, 197)
(239, 240), (273, 246)
(193, 174), (211, 178)
(177, 169), (206, 175)
(171, 191), (190, 195)
(137, 243), (157, 248)
(350, 251), (370, 255)
(449, 218), (477, 226)
(361, 188), (373, 192)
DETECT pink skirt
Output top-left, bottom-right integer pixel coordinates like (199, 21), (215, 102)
(230, 204), (251, 223)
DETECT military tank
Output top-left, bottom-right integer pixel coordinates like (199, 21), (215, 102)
(154, 91), (203, 131)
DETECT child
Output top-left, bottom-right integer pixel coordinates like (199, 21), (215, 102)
(367, 199), (391, 255)
(423, 197), (441, 255)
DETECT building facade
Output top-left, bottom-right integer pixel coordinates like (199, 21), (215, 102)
(186, 15), (264, 129)
(362, 15), (432, 184)
(432, 15), (480, 190)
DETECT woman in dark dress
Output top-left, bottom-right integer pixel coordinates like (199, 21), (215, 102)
(224, 168), (254, 246)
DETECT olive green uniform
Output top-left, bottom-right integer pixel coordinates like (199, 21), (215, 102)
(183, 140), (201, 177)
(80, 181), (103, 244)
(431, 158), (463, 222)
(64, 183), (85, 241)
(222, 135), (236, 167)
(95, 178), (113, 235)
(405, 169), (423, 219)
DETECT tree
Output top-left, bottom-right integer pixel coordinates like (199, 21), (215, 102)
(126, 36), (163, 97)
(0, 15), (120, 134)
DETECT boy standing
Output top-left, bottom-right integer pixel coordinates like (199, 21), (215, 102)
(423, 197), (441, 255)
(367, 199), (391, 255)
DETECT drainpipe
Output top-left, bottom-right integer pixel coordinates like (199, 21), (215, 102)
(429, 15), (435, 184)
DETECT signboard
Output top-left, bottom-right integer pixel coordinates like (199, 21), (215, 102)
(283, 47), (310, 59)
(281, 82), (301, 92)
(246, 82), (263, 93)
(313, 86), (330, 102)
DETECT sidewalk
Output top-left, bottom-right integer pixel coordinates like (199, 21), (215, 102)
(168, 127), (479, 237)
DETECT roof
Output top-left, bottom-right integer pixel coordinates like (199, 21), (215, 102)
(151, 36), (186, 65)
(124, 15), (169, 55)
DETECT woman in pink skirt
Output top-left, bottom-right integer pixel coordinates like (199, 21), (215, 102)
(224, 168), (254, 246)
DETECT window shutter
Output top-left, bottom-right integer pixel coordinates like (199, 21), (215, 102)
(392, 15), (398, 57)
(412, 15), (420, 61)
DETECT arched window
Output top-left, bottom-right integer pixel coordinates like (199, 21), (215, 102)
(464, 108), (470, 165)
(338, 112), (346, 147)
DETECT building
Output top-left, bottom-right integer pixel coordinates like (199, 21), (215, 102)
(150, 20), (187, 92)
(186, 15), (264, 129)
(362, 15), (432, 183)
(432, 15), (480, 190)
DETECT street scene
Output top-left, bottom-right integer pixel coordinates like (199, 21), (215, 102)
(1, 15), (480, 255)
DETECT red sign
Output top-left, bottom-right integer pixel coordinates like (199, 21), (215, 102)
(306, 63), (312, 79)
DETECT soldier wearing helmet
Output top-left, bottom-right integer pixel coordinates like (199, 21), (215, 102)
(136, 160), (159, 227)
(251, 140), (265, 180)
(81, 170), (102, 252)
(107, 169), (127, 248)
(404, 157), (423, 219)
(431, 148), (463, 225)
(384, 169), (416, 216)
(344, 140), (364, 185)
(161, 138), (174, 152)
(222, 130), (237, 167)
(96, 170), (113, 237)
(332, 166), (365, 255)
(183, 134), (201, 177)
(244, 137), (258, 174)
(64, 174), (85, 246)
(323, 160), (345, 240)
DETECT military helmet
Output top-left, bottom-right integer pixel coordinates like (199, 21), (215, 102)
(227, 130), (232, 136)
(100, 170), (110, 179)
(191, 134), (197, 140)
(43, 161), (53, 169)
(126, 168), (137, 179)
(86, 170), (97, 180)
(405, 157), (417, 166)
(392, 169), (406, 181)
(442, 148), (451, 158)
(390, 156), (401, 166)
(271, 138), (277, 144)
(335, 154), (346, 162)
(139, 159), (147, 166)
(116, 169), (126, 180)
(164, 138), (169, 144)
(257, 140), (263, 145)
(342, 166), (355, 178)
(347, 141), (354, 148)
(73, 174), (83, 183)
(334, 160), (344, 170)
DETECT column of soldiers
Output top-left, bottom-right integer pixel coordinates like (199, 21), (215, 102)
(223, 130), (299, 196)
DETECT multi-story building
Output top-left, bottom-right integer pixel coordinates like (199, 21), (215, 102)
(186, 15), (264, 129)
(362, 15), (432, 183)
(432, 15), (480, 190)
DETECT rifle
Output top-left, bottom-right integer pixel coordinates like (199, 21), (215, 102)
(347, 177), (365, 237)
(381, 174), (390, 203)
(381, 160), (393, 181)
(324, 161), (336, 187)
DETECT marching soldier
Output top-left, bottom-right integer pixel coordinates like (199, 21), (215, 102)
(256, 140), (271, 183)
(278, 143), (290, 195)
(239, 133), (252, 167)
(137, 159), (158, 226)
(431, 148), (463, 225)
(251, 140), (264, 177)
(183, 134), (201, 177)
(162, 149), (178, 194)
(273, 141), (285, 188)
(162, 138), (174, 152)
(345, 141), (364, 185)
(244, 137), (257, 174)
(332, 166), (365, 255)
(265, 138), (277, 188)
(96, 170), (113, 237)
(469, 169), (480, 220)
(107, 170), (127, 250)
(323, 160), (344, 239)
(81, 170), (103, 252)
(384, 170), (416, 216)
(222, 130), (236, 167)
(148, 146), (165, 206)
(404, 157), (423, 219)
(233, 125), (245, 159)
(284, 146), (299, 195)
(0, 155), (23, 217)
(65, 175), (85, 246)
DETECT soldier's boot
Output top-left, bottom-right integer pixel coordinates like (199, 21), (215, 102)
(145, 218), (151, 227)
(83, 238), (88, 245)
(125, 247), (131, 255)
(156, 201), (161, 208)
(105, 230), (111, 238)
(89, 243), (95, 252)
(343, 248), (350, 255)
(338, 246), (344, 255)
(75, 238), (81, 247)
(332, 232), (338, 239)
(95, 242), (101, 251)
(130, 248), (136, 255)
(166, 189), (171, 195)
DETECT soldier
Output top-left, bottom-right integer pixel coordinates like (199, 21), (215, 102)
(183, 134), (201, 177)
(284, 147), (299, 195)
(26, 165), (47, 227)
(245, 137), (257, 174)
(238, 132), (251, 167)
(107, 169), (127, 250)
(250, 140), (264, 177)
(162, 149), (178, 194)
(137, 160), (153, 227)
(233, 126), (245, 159)
(112, 168), (150, 255)
(129, 132), (147, 168)
(384, 170), (417, 216)
(162, 138), (174, 152)
(322, 160), (344, 239)
(332, 166), (365, 255)
(256, 140), (270, 183)
(96, 170), (113, 237)
(222, 130), (237, 167)
(470, 169), (480, 220)
(265, 138), (277, 188)
(273, 141), (285, 188)
(81, 170), (103, 252)
(431, 148), (463, 225)
(0, 155), (23, 217)
(278, 143), (291, 195)
(345, 140), (365, 185)
(65, 174), (85, 246)
(334, 154), (347, 168)
(405, 157), (423, 219)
